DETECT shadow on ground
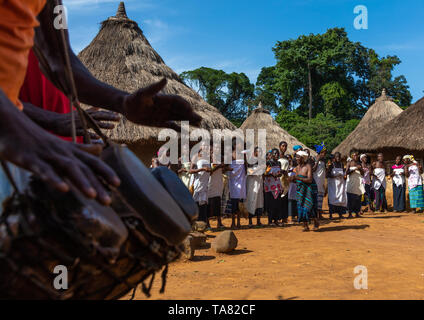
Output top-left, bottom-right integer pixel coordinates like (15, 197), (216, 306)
(315, 224), (370, 232)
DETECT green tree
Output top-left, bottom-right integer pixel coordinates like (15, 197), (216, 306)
(259, 28), (412, 120)
(180, 67), (255, 123)
(276, 110), (360, 153)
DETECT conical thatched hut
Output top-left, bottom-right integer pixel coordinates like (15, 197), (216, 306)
(359, 96), (424, 161)
(240, 106), (316, 156)
(78, 2), (235, 164)
(333, 89), (403, 157)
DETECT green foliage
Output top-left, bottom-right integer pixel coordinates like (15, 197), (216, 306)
(180, 28), (412, 152)
(258, 27), (412, 120)
(180, 67), (255, 122)
(276, 110), (360, 153)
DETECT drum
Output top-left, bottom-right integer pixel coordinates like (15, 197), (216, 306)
(0, 158), (188, 299)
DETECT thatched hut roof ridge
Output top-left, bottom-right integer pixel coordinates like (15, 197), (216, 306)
(361, 96), (424, 153)
(376, 88), (392, 102)
(115, 2), (128, 19)
(241, 107), (316, 155)
(333, 89), (403, 157)
(78, 2), (236, 145)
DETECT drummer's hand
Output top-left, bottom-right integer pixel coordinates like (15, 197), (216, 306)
(0, 103), (120, 206)
(123, 78), (202, 131)
(51, 108), (120, 139)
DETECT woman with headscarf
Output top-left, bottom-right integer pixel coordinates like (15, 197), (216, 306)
(290, 150), (319, 231)
(404, 155), (424, 213)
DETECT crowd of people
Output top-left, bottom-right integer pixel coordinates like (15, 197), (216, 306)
(153, 141), (424, 232)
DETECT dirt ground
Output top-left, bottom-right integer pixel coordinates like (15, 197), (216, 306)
(127, 209), (424, 300)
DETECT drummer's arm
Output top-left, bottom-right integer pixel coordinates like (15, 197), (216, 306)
(34, 2), (126, 113)
(34, 1), (201, 128)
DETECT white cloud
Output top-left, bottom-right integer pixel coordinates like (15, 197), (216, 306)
(142, 18), (187, 45)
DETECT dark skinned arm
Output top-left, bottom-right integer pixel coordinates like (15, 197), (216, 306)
(34, 1), (201, 130)
(296, 164), (313, 184)
(0, 89), (120, 205)
(404, 165), (410, 178)
(23, 103), (120, 139)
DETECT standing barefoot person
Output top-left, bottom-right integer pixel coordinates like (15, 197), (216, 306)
(345, 152), (365, 218)
(278, 141), (290, 224)
(360, 154), (374, 213)
(190, 148), (212, 224)
(264, 149), (283, 226)
(404, 155), (424, 213)
(246, 147), (265, 227)
(291, 151), (319, 232)
(327, 152), (347, 219)
(228, 149), (247, 229)
(391, 156), (406, 212)
(313, 143), (327, 219)
(208, 146), (230, 229)
(287, 157), (298, 224)
(373, 153), (388, 213)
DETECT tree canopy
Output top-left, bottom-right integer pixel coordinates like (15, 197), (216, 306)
(180, 67), (255, 125)
(180, 28), (412, 152)
(259, 28), (412, 119)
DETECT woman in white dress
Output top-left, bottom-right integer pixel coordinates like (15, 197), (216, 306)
(246, 147), (265, 227)
(326, 152), (347, 219)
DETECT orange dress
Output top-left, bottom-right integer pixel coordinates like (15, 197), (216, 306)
(0, 0), (46, 110)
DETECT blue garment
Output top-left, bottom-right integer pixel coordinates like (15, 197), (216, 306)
(392, 183), (406, 211)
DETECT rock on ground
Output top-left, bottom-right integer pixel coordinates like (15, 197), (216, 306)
(212, 230), (238, 253)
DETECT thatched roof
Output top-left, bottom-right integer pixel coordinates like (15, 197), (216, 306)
(240, 106), (316, 155)
(333, 89), (403, 156)
(360, 96), (424, 153)
(78, 2), (235, 145)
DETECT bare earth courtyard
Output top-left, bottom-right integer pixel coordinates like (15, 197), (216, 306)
(125, 212), (424, 300)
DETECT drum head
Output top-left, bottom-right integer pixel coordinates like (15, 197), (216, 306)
(151, 166), (198, 223)
(102, 145), (191, 245)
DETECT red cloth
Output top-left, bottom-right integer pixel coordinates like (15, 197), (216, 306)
(19, 49), (83, 143)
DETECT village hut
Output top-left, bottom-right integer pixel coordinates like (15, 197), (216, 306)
(78, 2), (236, 164)
(240, 105), (316, 156)
(360, 96), (424, 162)
(334, 89), (403, 158)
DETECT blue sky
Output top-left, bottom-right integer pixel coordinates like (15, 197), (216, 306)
(64, 0), (424, 102)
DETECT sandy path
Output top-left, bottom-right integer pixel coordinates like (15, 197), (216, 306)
(128, 212), (424, 300)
